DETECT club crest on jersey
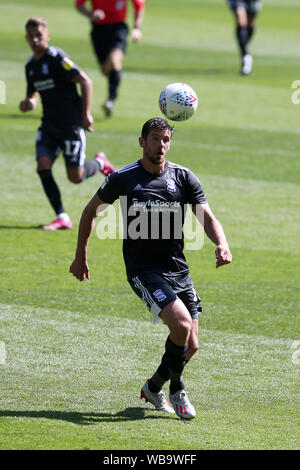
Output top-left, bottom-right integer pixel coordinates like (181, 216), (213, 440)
(116, 1), (125, 10)
(166, 179), (176, 192)
(61, 57), (74, 71)
(42, 63), (49, 75)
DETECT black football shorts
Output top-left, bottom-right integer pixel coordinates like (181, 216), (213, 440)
(128, 271), (202, 324)
(226, 0), (262, 15)
(91, 22), (129, 64)
(36, 123), (86, 169)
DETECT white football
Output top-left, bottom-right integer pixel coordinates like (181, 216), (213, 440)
(159, 82), (198, 121)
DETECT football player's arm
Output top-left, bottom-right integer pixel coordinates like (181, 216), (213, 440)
(19, 92), (38, 112)
(131, 1), (145, 43)
(75, 1), (105, 22)
(72, 70), (94, 132)
(192, 203), (232, 268)
(70, 192), (104, 281)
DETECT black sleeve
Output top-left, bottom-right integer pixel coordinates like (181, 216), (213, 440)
(25, 65), (36, 95)
(54, 48), (81, 82)
(185, 170), (207, 205)
(97, 173), (120, 204)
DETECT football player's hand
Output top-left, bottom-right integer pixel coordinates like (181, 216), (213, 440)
(91, 9), (105, 22)
(215, 245), (232, 268)
(131, 28), (142, 43)
(83, 112), (94, 132)
(69, 258), (90, 281)
(19, 99), (34, 112)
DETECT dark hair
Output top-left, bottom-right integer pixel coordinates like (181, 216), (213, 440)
(141, 118), (174, 140)
(25, 17), (48, 31)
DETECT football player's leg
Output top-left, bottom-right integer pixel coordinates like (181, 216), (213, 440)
(143, 299), (193, 417)
(160, 300), (196, 418)
(107, 48), (123, 99)
(101, 48), (124, 116)
(186, 319), (199, 362)
(247, 13), (256, 43)
(37, 155), (64, 214)
(36, 128), (67, 224)
(235, 6), (249, 57)
(37, 157), (71, 230)
(63, 127), (111, 183)
(159, 299), (191, 394)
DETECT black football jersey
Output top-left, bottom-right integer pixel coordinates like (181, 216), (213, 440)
(97, 160), (207, 277)
(25, 46), (82, 127)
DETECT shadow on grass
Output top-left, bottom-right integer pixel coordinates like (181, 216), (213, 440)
(124, 65), (237, 78)
(0, 225), (43, 230)
(0, 114), (39, 120)
(0, 407), (173, 424)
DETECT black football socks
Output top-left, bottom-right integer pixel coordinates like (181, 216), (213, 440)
(37, 169), (64, 215)
(236, 25), (249, 56)
(108, 70), (121, 101)
(148, 336), (187, 395)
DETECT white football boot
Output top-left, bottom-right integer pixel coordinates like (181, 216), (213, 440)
(141, 381), (175, 414)
(169, 390), (196, 419)
(102, 99), (114, 117)
(241, 54), (253, 75)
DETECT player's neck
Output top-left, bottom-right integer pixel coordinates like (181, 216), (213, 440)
(33, 46), (48, 60)
(140, 158), (166, 175)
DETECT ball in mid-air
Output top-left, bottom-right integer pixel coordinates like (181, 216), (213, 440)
(159, 82), (198, 121)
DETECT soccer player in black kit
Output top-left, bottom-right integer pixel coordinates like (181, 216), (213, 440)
(226, 0), (263, 75)
(70, 118), (232, 419)
(19, 17), (115, 230)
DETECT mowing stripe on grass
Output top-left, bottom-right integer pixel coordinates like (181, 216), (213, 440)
(0, 302), (299, 449)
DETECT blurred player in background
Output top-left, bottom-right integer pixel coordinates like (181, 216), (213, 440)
(75, 0), (145, 117)
(226, 0), (262, 75)
(20, 17), (115, 231)
(69, 118), (232, 419)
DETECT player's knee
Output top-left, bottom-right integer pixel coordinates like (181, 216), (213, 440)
(176, 316), (192, 343)
(36, 158), (52, 172)
(182, 317), (192, 336)
(189, 343), (199, 358)
(67, 167), (84, 184)
(68, 174), (83, 184)
(101, 63), (110, 76)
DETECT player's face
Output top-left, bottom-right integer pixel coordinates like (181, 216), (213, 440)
(26, 26), (50, 56)
(140, 129), (171, 166)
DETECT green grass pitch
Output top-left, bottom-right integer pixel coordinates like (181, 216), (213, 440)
(0, 0), (299, 450)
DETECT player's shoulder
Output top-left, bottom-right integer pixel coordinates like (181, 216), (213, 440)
(47, 46), (79, 73)
(114, 161), (140, 178)
(47, 46), (66, 58)
(168, 161), (189, 170)
(167, 160), (192, 175)
(25, 55), (35, 68)
(47, 46), (59, 57)
(46, 46), (72, 63)
(167, 161), (202, 186)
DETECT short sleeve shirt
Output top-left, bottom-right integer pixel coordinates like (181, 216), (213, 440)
(25, 46), (82, 127)
(97, 160), (207, 277)
(75, 0), (145, 24)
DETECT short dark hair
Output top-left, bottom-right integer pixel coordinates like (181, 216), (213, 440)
(141, 118), (174, 140)
(25, 17), (48, 31)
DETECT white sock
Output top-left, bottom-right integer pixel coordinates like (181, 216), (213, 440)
(57, 212), (70, 221)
